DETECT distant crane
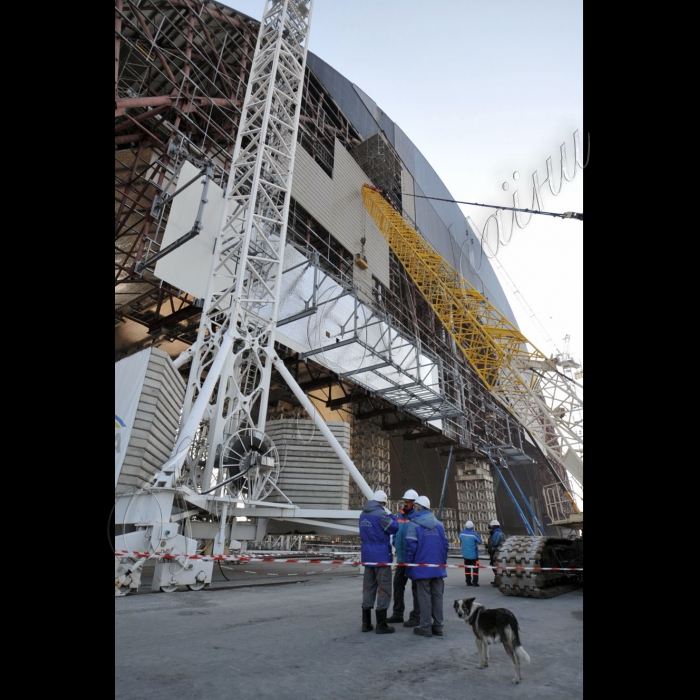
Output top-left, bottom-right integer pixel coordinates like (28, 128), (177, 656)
(556, 335), (583, 382)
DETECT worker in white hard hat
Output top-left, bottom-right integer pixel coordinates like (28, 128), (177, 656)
(386, 489), (421, 626)
(458, 520), (483, 587)
(359, 490), (399, 634)
(487, 519), (506, 586)
(405, 495), (450, 638)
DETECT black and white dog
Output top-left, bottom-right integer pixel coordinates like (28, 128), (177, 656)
(454, 598), (531, 684)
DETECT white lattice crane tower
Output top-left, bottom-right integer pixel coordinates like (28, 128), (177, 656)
(116, 0), (379, 596)
(155, 0), (314, 498)
(116, 2), (378, 596)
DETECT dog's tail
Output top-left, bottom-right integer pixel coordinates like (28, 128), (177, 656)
(509, 619), (530, 664)
(516, 645), (530, 665)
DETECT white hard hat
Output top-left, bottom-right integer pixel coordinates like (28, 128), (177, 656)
(415, 495), (431, 508)
(490, 519), (500, 527)
(465, 520), (474, 529)
(402, 489), (419, 500)
(373, 490), (388, 503)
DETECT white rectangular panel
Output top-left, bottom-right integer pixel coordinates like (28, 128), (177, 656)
(154, 161), (226, 299)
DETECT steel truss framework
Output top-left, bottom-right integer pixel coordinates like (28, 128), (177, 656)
(273, 242), (508, 440)
(115, 0), (259, 356)
(113, 1), (507, 457)
(115, 1), (363, 357)
(114, 3), (574, 569)
(361, 185), (583, 493)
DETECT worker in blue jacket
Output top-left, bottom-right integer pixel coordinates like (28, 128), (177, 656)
(405, 495), (450, 638)
(458, 520), (483, 587)
(487, 519), (506, 586)
(359, 490), (399, 634)
(387, 489), (421, 626)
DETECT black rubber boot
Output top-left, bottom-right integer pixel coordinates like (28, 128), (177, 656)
(362, 607), (373, 633)
(375, 609), (395, 634)
(386, 612), (404, 623)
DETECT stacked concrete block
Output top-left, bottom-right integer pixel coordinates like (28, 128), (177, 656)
(265, 419), (350, 509)
(116, 348), (185, 494)
(440, 506), (459, 545)
(349, 417), (391, 510)
(455, 458), (497, 540)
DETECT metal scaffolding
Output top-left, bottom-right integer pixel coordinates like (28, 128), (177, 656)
(115, 1), (575, 539)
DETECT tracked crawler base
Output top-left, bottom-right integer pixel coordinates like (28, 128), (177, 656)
(496, 536), (583, 599)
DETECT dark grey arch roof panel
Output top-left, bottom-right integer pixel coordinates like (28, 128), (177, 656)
(306, 54), (380, 141)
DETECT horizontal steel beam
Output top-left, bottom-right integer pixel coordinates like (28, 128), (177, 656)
(147, 304), (201, 333)
(298, 375), (339, 392)
(326, 393), (365, 409)
(339, 360), (391, 378)
(115, 96), (233, 111)
(401, 429), (440, 441)
(355, 406), (398, 420)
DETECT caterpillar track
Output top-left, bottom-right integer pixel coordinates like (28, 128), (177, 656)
(496, 536), (583, 599)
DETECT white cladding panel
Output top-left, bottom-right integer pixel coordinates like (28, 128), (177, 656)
(291, 139), (390, 299)
(154, 161), (226, 299)
(401, 163), (416, 226)
(155, 142), (389, 306)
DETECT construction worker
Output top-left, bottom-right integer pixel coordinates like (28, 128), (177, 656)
(405, 495), (450, 638)
(387, 489), (421, 626)
(458, 520), (483, 587)
(487, 519), (506, 586)
(359, 490), (399, 634)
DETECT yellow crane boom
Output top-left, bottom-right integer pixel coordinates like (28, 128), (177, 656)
(361, 184), (583, 496)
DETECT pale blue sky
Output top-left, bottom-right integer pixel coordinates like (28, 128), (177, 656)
(219, 0), (583, 365)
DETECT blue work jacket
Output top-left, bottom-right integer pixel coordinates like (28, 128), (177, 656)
(359, 500), (398, 567)
(458, 527), (483, 559)
(405, 509), (449, 580)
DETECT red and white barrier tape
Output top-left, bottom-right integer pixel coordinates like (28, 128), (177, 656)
(362, 562), (583, 572)
(114, 551), (581, 572)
